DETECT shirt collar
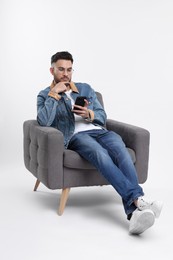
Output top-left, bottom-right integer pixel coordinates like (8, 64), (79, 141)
(50, 81), (79, 93)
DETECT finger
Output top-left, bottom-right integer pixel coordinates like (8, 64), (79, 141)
(84, 99), (89, 107)
(72, 108), (88, 118)
(72, 110), (83, 116)
(72, 107), (85, 113)
(73, 105), (83, 110)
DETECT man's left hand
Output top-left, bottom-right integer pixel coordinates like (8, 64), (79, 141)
(72, 99), (90, 119)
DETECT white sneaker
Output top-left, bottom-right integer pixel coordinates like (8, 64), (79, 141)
(137, 196), (163, 218)
(129, 209), (155, 235)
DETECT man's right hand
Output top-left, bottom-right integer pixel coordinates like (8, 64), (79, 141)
(51, 82), (69, 94)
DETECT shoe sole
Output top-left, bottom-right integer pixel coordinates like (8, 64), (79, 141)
(129, 210), (155, 235)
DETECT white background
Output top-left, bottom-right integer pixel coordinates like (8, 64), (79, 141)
(0, 0), (172, 259)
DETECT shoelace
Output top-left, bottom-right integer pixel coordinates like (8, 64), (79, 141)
(137, 197), (150, 210)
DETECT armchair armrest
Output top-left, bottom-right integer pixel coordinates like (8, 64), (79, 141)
(106, 119), (150, 183)
(23, 120), (64, 189)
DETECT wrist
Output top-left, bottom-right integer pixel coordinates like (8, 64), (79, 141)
(86, 109), (94, 121)
(84, 110), (91, 121)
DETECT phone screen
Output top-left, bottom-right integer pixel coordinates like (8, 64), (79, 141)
(74, 96), (86, 109)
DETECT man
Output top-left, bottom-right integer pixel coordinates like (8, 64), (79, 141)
(37, 51), (163, 235)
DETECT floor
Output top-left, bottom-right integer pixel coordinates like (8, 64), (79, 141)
(0, 162), (172, 260)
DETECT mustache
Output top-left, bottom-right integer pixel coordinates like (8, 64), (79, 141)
(61, 77), (69, 81)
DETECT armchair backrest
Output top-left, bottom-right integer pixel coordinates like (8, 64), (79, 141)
(96, 91), (104, 109)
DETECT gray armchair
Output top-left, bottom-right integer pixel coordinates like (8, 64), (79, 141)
(23, 92), (150, 215)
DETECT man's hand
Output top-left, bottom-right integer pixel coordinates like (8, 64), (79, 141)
(51, 82), (69, 94)
(72, 99), (90, 119)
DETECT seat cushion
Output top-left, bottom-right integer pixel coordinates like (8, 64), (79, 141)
(63, 148), (136, 169)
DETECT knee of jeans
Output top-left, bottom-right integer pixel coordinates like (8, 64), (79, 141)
(109, 131), (123, 141)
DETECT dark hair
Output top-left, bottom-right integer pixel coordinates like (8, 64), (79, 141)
(51, 51), (73, 65)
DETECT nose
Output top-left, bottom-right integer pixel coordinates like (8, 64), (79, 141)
(63, 70), (68, 76)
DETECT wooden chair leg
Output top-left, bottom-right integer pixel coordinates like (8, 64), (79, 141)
(33, 179), (40, 191)
(58, 188), (70, 216)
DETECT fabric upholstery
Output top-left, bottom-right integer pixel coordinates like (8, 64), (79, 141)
(63, 148), (136, 169)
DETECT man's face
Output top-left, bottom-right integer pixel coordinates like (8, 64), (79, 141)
(50, 59), (73, 83)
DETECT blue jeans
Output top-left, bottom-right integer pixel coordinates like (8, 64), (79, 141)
(68, 129), (144, 216)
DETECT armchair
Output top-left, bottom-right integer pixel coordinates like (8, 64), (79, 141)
(23, 92), (150, 215)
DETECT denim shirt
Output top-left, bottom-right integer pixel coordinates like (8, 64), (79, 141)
(37, 82), (107, 148)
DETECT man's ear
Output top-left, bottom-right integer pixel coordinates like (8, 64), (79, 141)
(50, 67), (54, 75)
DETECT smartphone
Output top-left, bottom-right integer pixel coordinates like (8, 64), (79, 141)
(74, 96), (86, 110)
